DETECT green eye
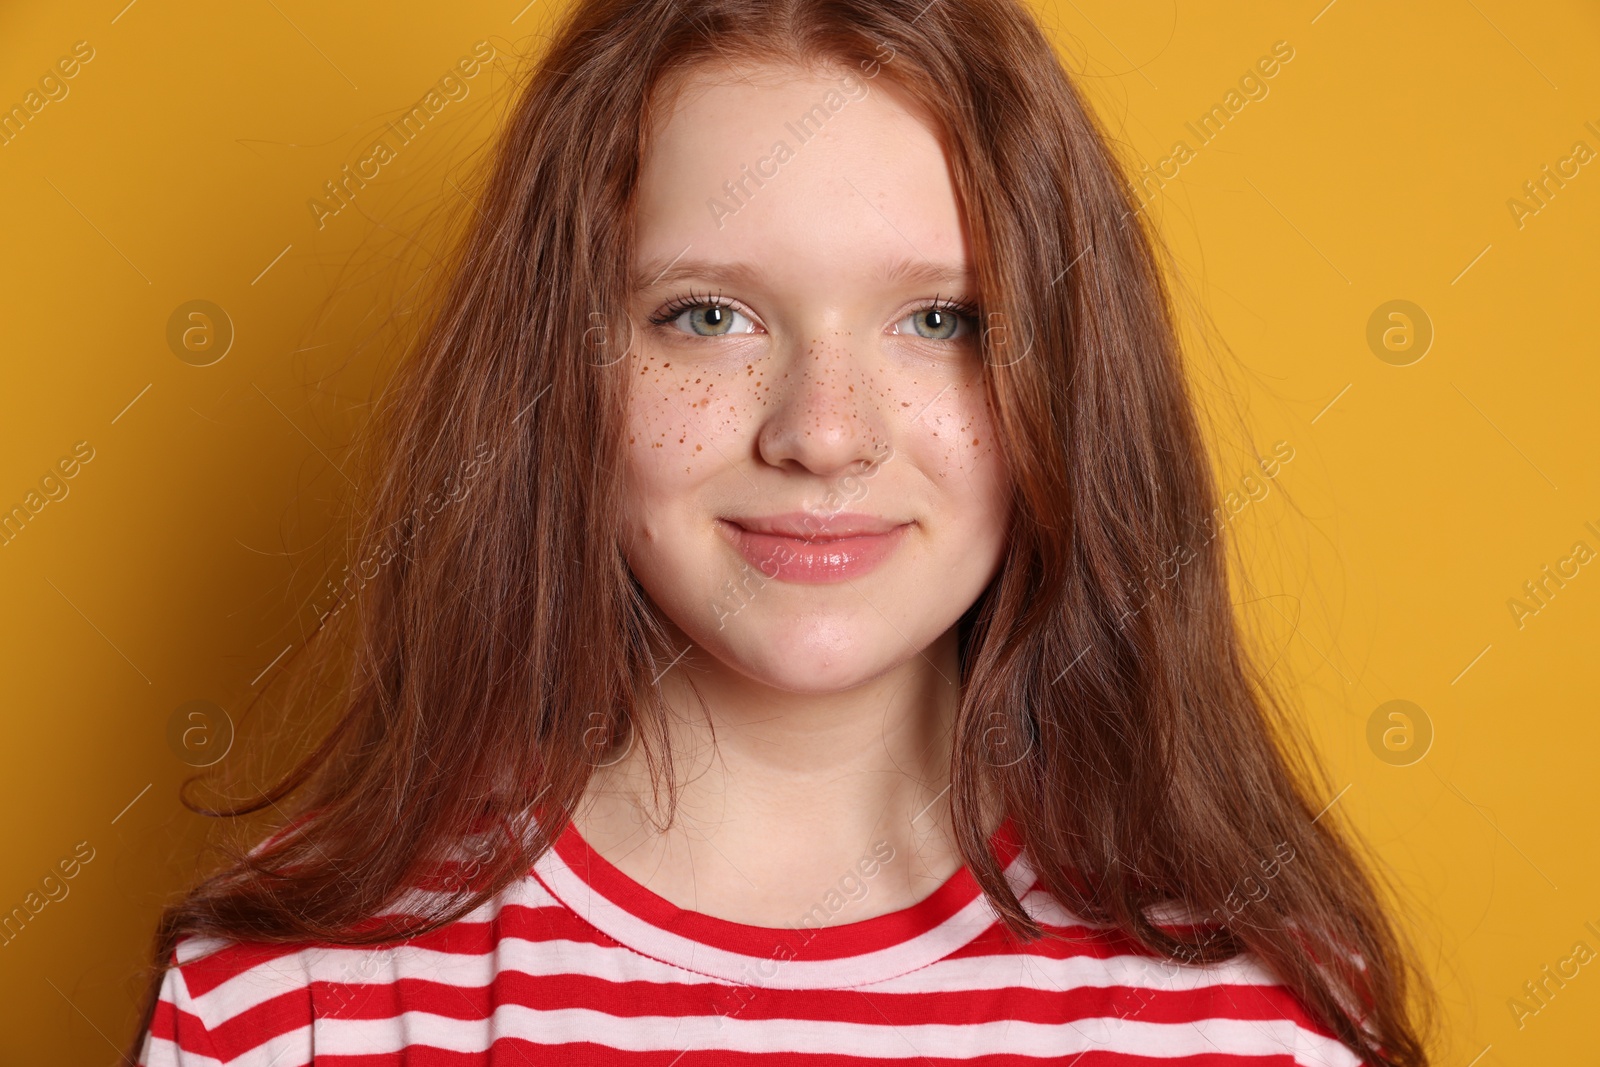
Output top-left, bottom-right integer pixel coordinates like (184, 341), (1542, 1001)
(910, 308), (959, 339)
(896, 303), (976, 341)
(685, 304), (740, 336)
(650, 296), (757, 337)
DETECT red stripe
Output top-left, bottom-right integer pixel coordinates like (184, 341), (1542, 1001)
(177, 937), (316, 997)
(304, 970), (1329, 1029)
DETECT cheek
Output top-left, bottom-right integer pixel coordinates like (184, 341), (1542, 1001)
(622, 347), (767, 511)
(911, 373), (1010, 564)
(627, 357), (718, 470)
(915, 371), (1005, 491)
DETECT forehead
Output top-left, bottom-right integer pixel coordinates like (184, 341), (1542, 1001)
(632, 59), (970, 289)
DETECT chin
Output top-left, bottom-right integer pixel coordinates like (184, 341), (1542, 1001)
(709, 617), (901, 693)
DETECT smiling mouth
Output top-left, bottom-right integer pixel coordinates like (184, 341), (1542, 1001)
(716, 515), (912, 584)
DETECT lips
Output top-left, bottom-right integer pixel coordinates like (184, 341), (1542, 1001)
(717, 513), (911, 584)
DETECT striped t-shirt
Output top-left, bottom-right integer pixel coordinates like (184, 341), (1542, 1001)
(138, 817), (1365, 1065)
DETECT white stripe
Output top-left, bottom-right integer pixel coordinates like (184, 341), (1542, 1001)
(174, 934), (235, 965)
(303, 1005), (1363, 1063)
(864, 947), (1283, 993)
(531, 839), (1039, 988)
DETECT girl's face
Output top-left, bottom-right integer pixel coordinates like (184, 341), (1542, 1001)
(621, 61), (1010, 693)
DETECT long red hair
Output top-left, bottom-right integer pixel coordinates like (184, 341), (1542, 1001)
(125, 1), (1433, 1063)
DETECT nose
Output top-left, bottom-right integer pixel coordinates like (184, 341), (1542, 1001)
(755, 332), (889, 479)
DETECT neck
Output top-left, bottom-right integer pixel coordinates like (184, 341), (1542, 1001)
(573, 625), (986, 927)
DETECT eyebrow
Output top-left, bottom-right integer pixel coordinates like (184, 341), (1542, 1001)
(632, 256), (974, 292)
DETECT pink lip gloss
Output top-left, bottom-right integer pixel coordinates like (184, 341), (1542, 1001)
(717, 520), (911, 584)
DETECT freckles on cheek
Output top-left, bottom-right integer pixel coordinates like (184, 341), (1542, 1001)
(916, 378), (1001, 480)
(627, 349), (764, 475)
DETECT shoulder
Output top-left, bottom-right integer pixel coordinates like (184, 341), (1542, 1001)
(138, 865), (562, 1067)
(143, 928), (422, 1067)
(139, 934), (319, 1066)
(963, 890), (1372, 1065)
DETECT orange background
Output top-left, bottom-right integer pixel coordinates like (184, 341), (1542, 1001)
(1, 1), (1596, 1062)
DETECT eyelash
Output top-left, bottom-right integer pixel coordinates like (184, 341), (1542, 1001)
(646, 290), (982, 334)
(647, 288), (735, 327)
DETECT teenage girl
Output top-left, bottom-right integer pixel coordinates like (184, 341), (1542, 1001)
(129, 1), (1432, 1063)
